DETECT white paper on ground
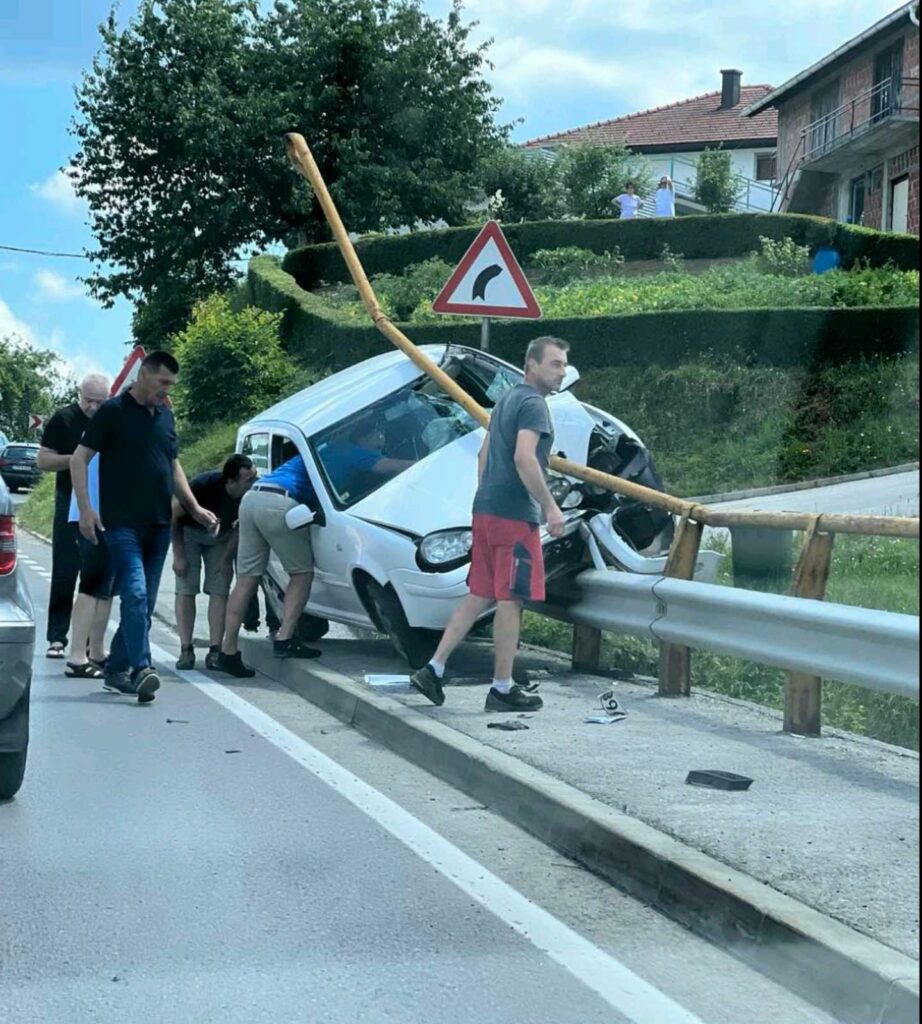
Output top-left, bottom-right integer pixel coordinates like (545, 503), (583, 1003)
(364, 673), (413, 693)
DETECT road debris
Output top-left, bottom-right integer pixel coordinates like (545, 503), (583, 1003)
(487, 720), (530, 731)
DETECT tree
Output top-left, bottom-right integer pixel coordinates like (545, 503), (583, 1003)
(554, 142), (652, 220)
(476, 146), (563, 223)
(0, 337), (69, 441)
(69, 0), (507, 344)
(171, 293), (290, 425)
(693, 147), (746, 214)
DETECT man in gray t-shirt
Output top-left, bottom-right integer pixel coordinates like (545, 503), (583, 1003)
(411, 337), (570, 714)
(473, 384), (554, 524)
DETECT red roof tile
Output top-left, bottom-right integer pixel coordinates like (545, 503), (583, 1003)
(522, 85), (779, 151)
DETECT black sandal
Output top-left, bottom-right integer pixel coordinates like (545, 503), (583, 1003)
(65, 661), (104, 679)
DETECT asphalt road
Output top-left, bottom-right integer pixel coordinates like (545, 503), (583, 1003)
(0, 531), (839, 1024)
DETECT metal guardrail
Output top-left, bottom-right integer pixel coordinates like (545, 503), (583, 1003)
(564, 570), (920, 700)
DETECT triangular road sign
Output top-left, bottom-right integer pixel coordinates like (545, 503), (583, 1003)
(110, 344), (147, 396)
(432, 221), (541, 319)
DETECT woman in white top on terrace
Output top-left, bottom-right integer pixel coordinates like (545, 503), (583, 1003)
(613, 182), (643, 220)
(655, 175), (676, 217)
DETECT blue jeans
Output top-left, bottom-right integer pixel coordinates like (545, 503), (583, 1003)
(105, 525), (172, 675)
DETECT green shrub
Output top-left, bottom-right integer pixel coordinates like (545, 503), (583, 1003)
(532, 246), (624, 285)
(658, 244), (685, 273)
(752, 235), (811, 276)
(553, 142), (653, 219)
(172, 294), (291, 425)
(693, 147), (746, 213)
(17, 474), (55, 539)
(282, 213), (919, 290)
(371, 258), (454, 321)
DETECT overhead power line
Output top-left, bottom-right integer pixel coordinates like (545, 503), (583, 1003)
(1, 244), (88, 258)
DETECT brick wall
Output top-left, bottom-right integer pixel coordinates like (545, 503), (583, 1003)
(908, 169), (920, 235)
(904, 21), (919, 79)
(889, 144), (920, 235)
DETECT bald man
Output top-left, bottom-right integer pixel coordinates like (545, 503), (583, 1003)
(38, 373), (111, 659)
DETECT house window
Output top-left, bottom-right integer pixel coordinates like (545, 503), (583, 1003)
(849, 175), (866, 225)
(755, 154), (777, 181)
(873, 39), (904, 120)
(868, 165), (884, 194)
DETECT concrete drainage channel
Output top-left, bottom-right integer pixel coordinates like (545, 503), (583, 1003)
(239, 638), (919, 1024)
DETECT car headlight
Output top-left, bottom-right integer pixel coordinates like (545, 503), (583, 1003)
(417, 529), (473, 572)
(548, 476), (571, 504)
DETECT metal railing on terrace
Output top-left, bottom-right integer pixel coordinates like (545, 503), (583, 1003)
(803, 75), (920, 162)
(637, 154), (779, 217)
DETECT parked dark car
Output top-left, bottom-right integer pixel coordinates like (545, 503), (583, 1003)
(0, 443), (41, 492)
(0, 474), (34, 799)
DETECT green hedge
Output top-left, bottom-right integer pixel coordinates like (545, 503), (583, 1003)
(282, 213), (920, 290)
(246, 255), (919, 373)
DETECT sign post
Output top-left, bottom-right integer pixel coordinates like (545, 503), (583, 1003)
(110, 344), (147, 397)
(431, 220), (541, 349)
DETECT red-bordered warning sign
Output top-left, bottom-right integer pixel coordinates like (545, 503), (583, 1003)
(431, 221), (541, 319)
(110, 344), (146, 396)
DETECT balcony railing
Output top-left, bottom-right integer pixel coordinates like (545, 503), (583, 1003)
(803, 76), (920, 162)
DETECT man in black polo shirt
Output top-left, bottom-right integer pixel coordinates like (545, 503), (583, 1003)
(171, 454), (257, 671)
(37, 374), (111, 659)
(71, 351), (218, 703)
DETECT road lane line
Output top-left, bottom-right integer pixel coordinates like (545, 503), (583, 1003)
(20, 536), (708, 1023)
(148, 642), (708, 1024)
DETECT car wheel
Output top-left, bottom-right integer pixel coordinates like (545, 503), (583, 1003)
(296, 614), (330, 642)
(7, 485), (17, 494)
(364, 579), (439, 669)
(0, 750), (27, 801)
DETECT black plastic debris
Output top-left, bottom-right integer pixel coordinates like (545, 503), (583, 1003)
(686, 770), (753, 791)
(487, 720), (530, 731)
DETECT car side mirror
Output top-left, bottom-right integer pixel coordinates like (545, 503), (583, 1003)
(285, 504), (316, 530)
(560, 365), (581, 391)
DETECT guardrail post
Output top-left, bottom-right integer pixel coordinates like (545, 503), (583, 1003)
(783, 517), (835, 736)
(658, 512), (704, 697)
(572, 623), (602, 673)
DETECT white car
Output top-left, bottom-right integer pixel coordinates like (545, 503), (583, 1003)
(237, 344), (721, 666)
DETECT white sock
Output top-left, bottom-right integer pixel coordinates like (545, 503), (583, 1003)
(491, 678), (513, 694)
(429, 660), (446, 679)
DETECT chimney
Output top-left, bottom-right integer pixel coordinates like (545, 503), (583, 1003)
(720, 69), (742, 109)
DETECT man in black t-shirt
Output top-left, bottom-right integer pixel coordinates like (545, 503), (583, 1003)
(37, 374), (110, 658)
(171, 454), (257, 671)
(71, 351), (218, 703)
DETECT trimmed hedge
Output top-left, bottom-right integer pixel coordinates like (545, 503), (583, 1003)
(282, 213), (920, 290)
(245, 255), (919, 373)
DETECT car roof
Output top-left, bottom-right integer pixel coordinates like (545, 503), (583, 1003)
(241, 344), (511, 439)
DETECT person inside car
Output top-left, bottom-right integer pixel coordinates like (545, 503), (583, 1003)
(320, 416), (415, 499)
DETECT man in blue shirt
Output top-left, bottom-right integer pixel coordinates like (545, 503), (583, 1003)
(320, 419), (413, 501)
(215, 453), (320, 677)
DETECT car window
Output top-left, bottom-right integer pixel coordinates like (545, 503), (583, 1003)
(271, 435), (299, 469)
(311, 378), (479, 508)
(443, 351), (523, 409)
(4, 446), (38, 461)
(241, 432), (270, 470)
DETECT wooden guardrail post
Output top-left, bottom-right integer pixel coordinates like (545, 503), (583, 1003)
(658, 512), (704, 697)
(784, 517), (835, 736)
(572, 623), (602, 673)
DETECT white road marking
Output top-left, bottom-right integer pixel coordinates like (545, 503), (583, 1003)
(22, 539), (708, 1024)
(151, 642), (708, 1024)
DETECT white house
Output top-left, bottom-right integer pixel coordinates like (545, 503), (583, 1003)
(522, 70), (780, 214)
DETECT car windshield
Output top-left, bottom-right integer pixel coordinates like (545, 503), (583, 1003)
(4, 446), (37, 461)
(311, 376), (480, 508)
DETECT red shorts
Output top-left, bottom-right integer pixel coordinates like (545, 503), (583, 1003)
(467, 514), (546, 602)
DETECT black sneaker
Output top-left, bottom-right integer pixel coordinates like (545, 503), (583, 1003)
(175, 646), (195, 671)
(410, 663), (445, 707)
(484, 684), (543, 713)
(204, 646), (221, 671)
(273, 638), (321, 660)
(103, 671), (132, 694)
(130, 666), (161, 704)
(215, 652), (256, 678)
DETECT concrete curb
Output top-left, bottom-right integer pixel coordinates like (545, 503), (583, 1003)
(690, 463), (919, 506)
(241, 638), (919, 1024)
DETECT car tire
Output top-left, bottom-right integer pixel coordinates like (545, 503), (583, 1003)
(363, 579), (439, 669)
(296, 614), (330, 642)
(7, 485), (17, 494)
(0, 750), (27, 801)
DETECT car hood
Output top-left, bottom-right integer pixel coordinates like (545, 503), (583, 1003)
(348, 390), (596, 537)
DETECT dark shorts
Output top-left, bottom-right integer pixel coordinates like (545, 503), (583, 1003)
(77, 530), (115, 600)
(467, 514), (545, 603)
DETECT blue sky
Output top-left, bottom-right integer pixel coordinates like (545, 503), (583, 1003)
(0, 0), (903, 382)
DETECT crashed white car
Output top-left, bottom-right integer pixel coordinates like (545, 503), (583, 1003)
(236, 344), (720, 666)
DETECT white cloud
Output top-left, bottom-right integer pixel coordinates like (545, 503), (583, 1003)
(33, 269), (87, 303)
(29, 168), (86, 215)
(0, 297), (106, 384)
